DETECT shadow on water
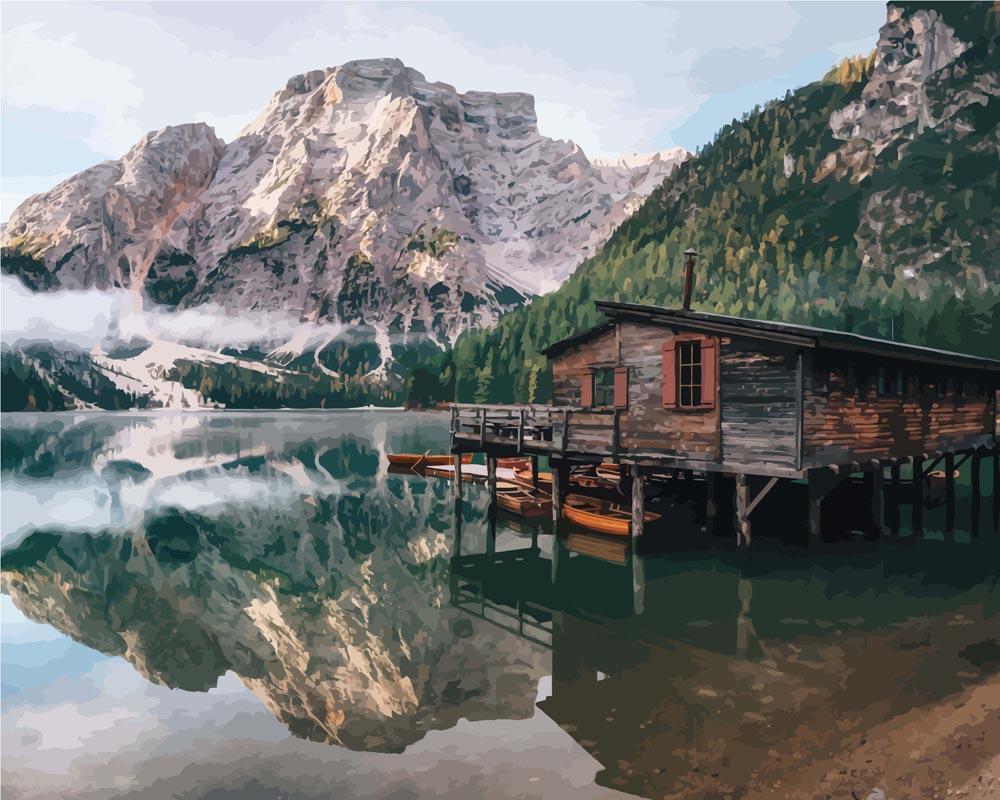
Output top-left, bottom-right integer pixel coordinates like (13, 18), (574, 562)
(2, 412), (998, 798)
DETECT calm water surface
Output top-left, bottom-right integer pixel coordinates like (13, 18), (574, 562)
(1, 411), (998, 800)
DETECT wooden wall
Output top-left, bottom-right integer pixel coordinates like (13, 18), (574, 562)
(802, 351), (996, 465)
(551, 327), (618, 407)
(618, 322), (720, 462)
(720, 339), (799, 470)
(550, 320), (997, 471)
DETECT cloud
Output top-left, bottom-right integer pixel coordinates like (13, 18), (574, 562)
(0, 275), (346, 352)
(1, 1), (885, 189)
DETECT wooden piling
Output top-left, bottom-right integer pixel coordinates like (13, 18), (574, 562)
(452, 453), (464, 501)
(705, 472), (719, 535)
(736, 473), (750, 546)
(808, 476), (822, 541)
(631, 468), (646, 542)
(888, 460), (901, 537)
(486, 456), (498, 506)
(871, 464), (884, 538)
(945, 451), (956, 534)
(971, 447), (981, 538)
(912, 457), (924, 539)
(993, 444), (1000, 533)
(530, 455), (539, 490)
(551, 464), (563, 526)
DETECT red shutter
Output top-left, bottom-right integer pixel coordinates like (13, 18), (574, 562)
(580, 370), (593, 407)
(700, 337), (717, 408)
(613, 367), (628, 408)
(662, 344), (677, 407)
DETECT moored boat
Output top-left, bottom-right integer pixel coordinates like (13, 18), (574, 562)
(562, 494), (660, 537)
(496, 485), (552, 518)
(514, 467), (553, 488)
(388, 452), (473, 469)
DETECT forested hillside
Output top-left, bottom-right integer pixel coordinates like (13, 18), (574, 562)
(444, 2), (1000, 405)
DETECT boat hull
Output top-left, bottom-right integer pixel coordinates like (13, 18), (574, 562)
(388, 453), (473, 468)
(562, 495), (660, 537)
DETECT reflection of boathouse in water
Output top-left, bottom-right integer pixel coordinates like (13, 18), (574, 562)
(449, 520), (1000, 798)
(451, 254), (1000, 544)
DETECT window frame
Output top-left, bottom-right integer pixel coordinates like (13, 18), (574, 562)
(591, 366), (617, 408)
(663, 334), (717, 411)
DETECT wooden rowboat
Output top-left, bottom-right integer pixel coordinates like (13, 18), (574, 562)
(562, 494), (660, 537)
(514, 467), (553, 488)
(496, 486), (552, 518)
(388, 452), (473, 468)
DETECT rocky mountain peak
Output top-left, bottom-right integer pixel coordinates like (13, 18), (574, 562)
(3, 59), (687, 354)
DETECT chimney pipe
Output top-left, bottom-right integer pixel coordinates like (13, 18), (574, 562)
(682, 247), (697, 311)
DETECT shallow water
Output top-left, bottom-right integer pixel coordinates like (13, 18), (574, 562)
(2, 411), (998, 800)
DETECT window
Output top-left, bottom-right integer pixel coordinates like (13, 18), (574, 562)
(677, 341), (702, 407)
(593, 367), (616, 408)
(663, 336), (717, 409)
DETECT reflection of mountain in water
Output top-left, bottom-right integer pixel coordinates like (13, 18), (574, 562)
(1, 413), (547, 752)
(451, 535), (1000, 799)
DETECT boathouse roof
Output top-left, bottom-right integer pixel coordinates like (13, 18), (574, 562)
(541, 300), (1000, 372)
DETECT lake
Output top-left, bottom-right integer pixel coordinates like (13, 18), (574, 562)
(2, 411), (998, 800)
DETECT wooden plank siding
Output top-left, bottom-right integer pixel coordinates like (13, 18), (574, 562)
(802, 351), (996, 466)
(506, 314), (998, 475)
(720, 339), (800, 470)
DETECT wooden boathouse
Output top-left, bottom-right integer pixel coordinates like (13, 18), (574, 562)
(450, 291), (1000, 545)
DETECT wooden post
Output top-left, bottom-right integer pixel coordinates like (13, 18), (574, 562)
(887, 460), (901, 537)
(479, 408), (487, 447)
(631, 468), (646, 542)
(807, 474), (823, 541)
(530, 455), (539, 490)
(735, 473), (750, 546)
(971, 447), (981, 539)
(993, 444), (1000, 533)
(517, 408), (525, 452)
(632, 551), (646, 616)
(487, 456), (498, 506)
(453, 453), (464, 501)
(871, 463), (884, 538)
(551, 464), (563, 526)
(705, 472), (719, 535)
(912, 457), (924, 539)
(945, 451), (956, 534)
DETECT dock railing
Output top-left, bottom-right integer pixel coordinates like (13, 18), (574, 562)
(451, 403), (620, 459)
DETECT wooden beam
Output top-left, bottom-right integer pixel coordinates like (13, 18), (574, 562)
(795, 351), (804, 472)
(735, 474), (751, 546)
(631, 469), (646, 542)
(945, 451), (955, 534)
(971, 447), (982, 539)
(912, 457), (924, 539)
(612, 410), (621, 464)
(746, 476), (779, 517)
(530, 455), (539, 490)
(561, 409), (570, 453)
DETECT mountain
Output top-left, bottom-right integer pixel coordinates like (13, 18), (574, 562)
(2, 59), (687, 354)
(447, 1), (1000, 404)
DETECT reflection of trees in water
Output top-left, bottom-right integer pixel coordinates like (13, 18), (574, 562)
(1, 413), (547, 752)
(454, 539), (1000, 799)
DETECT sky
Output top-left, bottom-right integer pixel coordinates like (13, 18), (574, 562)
(1, 1), (886, 221)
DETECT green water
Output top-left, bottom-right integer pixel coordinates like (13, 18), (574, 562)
(2, 411), (998, 800)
